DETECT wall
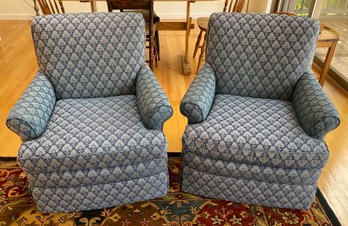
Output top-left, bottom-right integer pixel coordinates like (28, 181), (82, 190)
(0, 0), (37, 20)
(247, 0), (273, 14)
(0, 0), (272, 20)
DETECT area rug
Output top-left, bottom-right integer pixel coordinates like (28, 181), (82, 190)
(0, 155), (341, 225)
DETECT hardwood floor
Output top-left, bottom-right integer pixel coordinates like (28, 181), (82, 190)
(0, 20), (38, 156)
(0, 20), (347, 224)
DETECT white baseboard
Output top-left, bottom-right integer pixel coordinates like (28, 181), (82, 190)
(0, 14), (34, 20)
(0, 12), (211, 20)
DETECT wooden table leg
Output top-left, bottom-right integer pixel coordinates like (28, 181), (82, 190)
(33, 0), (40, 16)
(90, 0), (97, 12)
(319, 40), (337, 86)
(182, 0), (194, 75)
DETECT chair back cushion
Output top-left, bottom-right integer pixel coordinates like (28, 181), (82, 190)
(206, 13), (319, 100)
(32, 12), (146, 99)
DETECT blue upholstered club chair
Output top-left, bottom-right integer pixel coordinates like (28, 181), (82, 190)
(6, 13), (173, 213)
(180, 13), (340, 210)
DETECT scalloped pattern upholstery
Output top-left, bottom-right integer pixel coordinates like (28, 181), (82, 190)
(182, 95), (328, 209)
(206, 13), (319, 100)
(136, 65), (173, 130)
(293, 72), (340, 139)
(18, 96), (168, 174)
(180, 63), (216, 124)
(180, 13), (339, 210)
(183, 95), (329, 170)
(6, 73), (56, 141)
(32, 12), (146, 100)
(7, 13), (172, 213)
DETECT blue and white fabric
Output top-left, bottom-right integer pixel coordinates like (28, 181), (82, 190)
(7, 13), (172, 213)
(136, 65), (173, 130)
(293, 72), (340, 139)
(206, 13), (319, 101)
(7, 72), (56, 141)
(180, 63), (216, 124)
(180, 13), (340, 210)
(32, 12), (146, 100)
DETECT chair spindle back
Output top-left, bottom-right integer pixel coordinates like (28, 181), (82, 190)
(37, 0), (65, 15)
(223, 0), (246, 13)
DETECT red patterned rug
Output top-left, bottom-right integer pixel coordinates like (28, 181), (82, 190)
(0, 155), (341, 225)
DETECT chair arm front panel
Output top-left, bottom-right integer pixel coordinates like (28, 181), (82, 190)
(136, 64), (173, 131)
(6, 72), (56, 141)
(292, 72), (340, 139)
(180, 63), (216, 124)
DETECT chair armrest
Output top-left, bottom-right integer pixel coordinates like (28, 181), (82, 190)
(180, 63), (216, 124)
(292, 72), (340, 139)
(6, 72), (56, 141)
(136, 65), (173, 131)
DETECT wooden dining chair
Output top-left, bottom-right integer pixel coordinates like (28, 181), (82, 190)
(193, 0), (246, 73)
(107, 0), (159, 70)
(37, 0), (65, 15)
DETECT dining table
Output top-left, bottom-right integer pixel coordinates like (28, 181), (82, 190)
(32, 0), (217, 75)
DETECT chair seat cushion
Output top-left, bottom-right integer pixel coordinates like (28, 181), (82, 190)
(183, 94), (328, 170)
(18, 95), (167, 174)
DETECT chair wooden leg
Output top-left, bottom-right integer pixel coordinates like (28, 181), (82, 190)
(319, 41), (337, 86)
(149, 38), (154, 70)
(154, 36), (158, 67)
(193, 29), (203, 58)
(196, 33), (207, 74)
(155, 30), (160, 61)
